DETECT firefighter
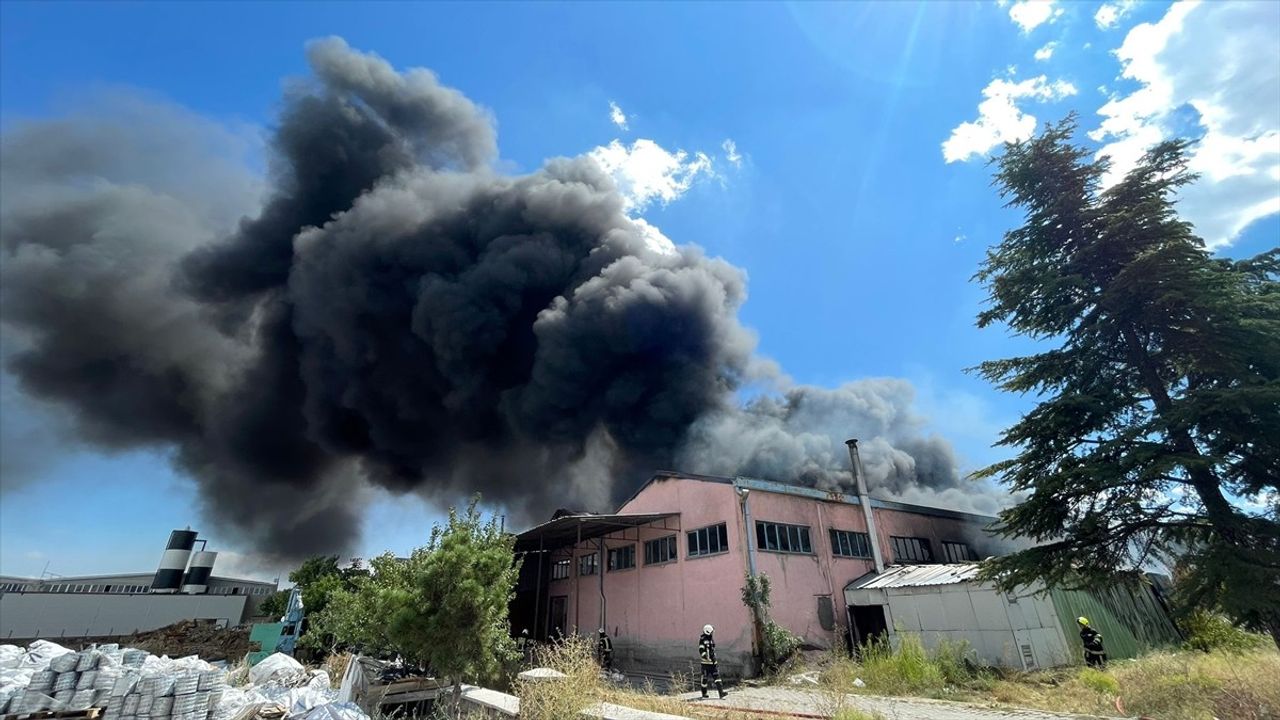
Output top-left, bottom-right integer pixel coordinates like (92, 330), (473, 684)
(598, 628), (614, 671)
(517, 628), (530, 660)
(1077, 617), (1107, 668)
(698, 624), (727, 699)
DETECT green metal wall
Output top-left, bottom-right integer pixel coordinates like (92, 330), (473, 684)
(1050, 582), (1181, 662)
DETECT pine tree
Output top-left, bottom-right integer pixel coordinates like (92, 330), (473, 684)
(973, 115), (1280, 648)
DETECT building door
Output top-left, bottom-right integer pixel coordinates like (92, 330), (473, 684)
(548, 595), (568, 639)
(848, 605), (888, 653)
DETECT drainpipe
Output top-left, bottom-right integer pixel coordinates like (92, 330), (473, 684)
(736, 482), (763, 675)
(846, 439), (885, 573)
(597, 537), (606, 633)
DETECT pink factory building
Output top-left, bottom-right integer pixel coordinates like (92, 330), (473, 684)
(511, 458), (1022, 677)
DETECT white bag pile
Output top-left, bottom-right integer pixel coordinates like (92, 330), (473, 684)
(0, 641), (364, 720)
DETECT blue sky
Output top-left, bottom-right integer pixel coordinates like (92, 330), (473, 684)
(1, 0), (1276, 580)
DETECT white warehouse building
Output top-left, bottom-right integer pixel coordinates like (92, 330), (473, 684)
(0, 529), (278, 642)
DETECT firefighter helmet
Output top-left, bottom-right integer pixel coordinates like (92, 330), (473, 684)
(1077, 617), (1090, 626)
(703, 624), (714, 635)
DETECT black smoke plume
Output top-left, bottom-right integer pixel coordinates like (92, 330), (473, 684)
(0, 38), (1001, 559)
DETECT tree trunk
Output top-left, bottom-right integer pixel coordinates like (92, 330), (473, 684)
(451, 680), (462, 720)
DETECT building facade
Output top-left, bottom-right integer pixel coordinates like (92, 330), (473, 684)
(512, 471), (1024, 677)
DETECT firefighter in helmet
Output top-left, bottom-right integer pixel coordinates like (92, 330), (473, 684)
(1077, 617), (1107, 668)
(698, 624), (727, 699)
(598, 628), (614, 671)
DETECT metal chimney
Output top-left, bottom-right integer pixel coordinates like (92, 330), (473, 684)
(152, 529), (197, 593)
(846, 439), (885, 573)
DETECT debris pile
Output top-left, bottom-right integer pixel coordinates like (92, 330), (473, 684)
(0, 640), (366, 720)
(123, 621), (253, 663)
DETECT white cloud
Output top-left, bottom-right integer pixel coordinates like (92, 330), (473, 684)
(722, 139), (743, 168)
(1091, 0), (1280, 247)
(608, 101), (628, 130)
(588, 138), (715, 212)
(943, 74), (1078, 163)
(1095, 0), (1136, 30)
(631, 216), (677, 255)
(1034, 42), (1058, 61)
(953, 234), (968, 243)
(1008, 0), (1063, 32)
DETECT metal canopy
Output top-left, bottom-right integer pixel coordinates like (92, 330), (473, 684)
(847, 563), (982, 590)
(513, 512), (679, 553)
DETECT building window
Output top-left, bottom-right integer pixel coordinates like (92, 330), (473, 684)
(551, 559), (571, 580)
(756, 521), (813, 554)
(830, 529), (872, 558)
(644, 535), (678, 565)
(607, 545), (636, 571)
(578, 554), (598, 576)
(687, 523), (729, 558)
(942, 541), (976, 563)
(891, 536), (934, 564)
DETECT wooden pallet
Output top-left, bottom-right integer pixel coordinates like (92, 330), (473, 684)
(3, 707), (103, 720)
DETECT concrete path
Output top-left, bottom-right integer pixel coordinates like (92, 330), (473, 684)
(679, 686), (1121, 720)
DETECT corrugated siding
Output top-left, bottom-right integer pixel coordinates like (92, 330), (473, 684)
(1050, 582), (1181, 661)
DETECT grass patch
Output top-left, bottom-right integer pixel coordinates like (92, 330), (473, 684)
(811, 632), (1278, 720)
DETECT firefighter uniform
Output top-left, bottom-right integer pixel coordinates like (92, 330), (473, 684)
(598, 629), (614, 671)
(1077, 617), (1107, 668)
(698, 625), (726, 699)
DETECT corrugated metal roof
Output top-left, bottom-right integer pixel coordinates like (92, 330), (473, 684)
(513, 512), (680, 552)
(850, 563), (982, 589)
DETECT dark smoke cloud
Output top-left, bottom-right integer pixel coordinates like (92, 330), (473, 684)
(0, 38), (1004, 559)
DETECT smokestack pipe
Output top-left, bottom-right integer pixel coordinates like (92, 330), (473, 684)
(846, 439), (885, 573)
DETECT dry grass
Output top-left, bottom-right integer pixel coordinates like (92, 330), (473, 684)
(986, 649), (1280, 720)
(322, 652), (353, 686)
(809, 632), (1279, 720)
(513, 635), (602, 720)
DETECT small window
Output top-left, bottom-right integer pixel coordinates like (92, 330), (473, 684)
(830, 529), (872, 558)
(756, 521), (813, 554)
(578, 554), (598, 576)
(687, 523), (729, 557)
(942, 541), (976, 563)
(890, 536), (934, 564)
(607, 545), (636, 571)
(551, 559), (571, 580)
(644, 535), (678, 565)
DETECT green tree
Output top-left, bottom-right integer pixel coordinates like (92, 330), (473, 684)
(317, 498), (521, 714)
(258, 589), (290, 619)
(741, 573), (800, 673)
(973, 115), (1280, 649)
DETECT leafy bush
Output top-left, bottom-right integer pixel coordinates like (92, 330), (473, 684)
(741, 573), (801, 672)
(1180, 609), (1268, 653)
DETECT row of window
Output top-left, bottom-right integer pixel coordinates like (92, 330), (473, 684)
(548, 521), (975, 577)
(0, 582), (275, 595)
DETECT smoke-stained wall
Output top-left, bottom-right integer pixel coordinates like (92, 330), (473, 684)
(0, 38), (1005, 559)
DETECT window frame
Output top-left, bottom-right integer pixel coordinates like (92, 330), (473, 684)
(578, 553), (599, 576)
(890, 535), (934, 564)
(687, 522), (730, 559)
(755, 521), (814, 555)
(941, 540), (976, 563)
(607, 544), (636, 572)
(644, 535), (678, 566)
(551, 558), (571, 580)
(830, 529), (872, 558)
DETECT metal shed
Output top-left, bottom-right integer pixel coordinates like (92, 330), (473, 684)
(844, 564), (1073, 670)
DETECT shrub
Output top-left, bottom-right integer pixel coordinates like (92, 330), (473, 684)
(1180, 609), (1268, 653)
(858, 634), (945, 694)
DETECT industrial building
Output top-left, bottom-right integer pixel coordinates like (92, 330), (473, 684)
(0, 530), (278, 641)
(511, 450), (1179, 676)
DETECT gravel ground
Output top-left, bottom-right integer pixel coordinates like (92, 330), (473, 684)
(678, 686), (1123, 720)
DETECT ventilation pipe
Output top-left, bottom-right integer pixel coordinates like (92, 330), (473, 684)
(182, 541), (217, 594)
(846, 439), (885, 573)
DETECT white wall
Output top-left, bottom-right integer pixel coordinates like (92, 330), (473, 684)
(1, 592), (247, 639)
